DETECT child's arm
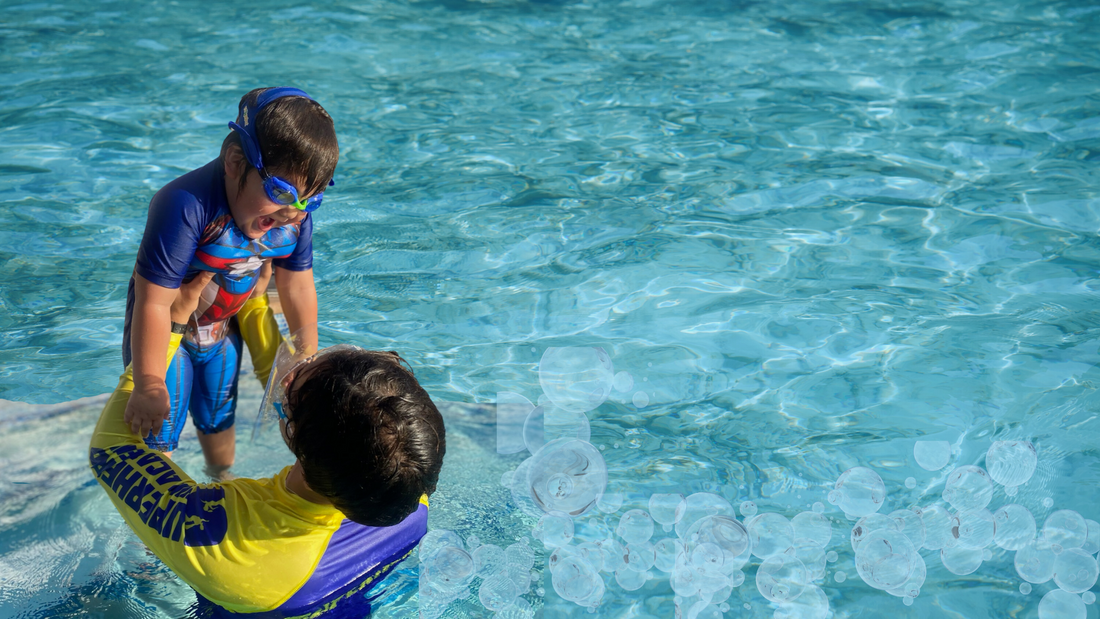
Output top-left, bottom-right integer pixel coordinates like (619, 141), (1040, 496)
(124, 273), (177, 437)
(124, 272), (216, 438)
(274, 266), (318, 355)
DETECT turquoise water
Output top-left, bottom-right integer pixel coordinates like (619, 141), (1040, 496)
(2, 0), (1100, 617)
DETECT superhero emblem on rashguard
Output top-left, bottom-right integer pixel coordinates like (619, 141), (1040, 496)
(186, 214), (301, 339)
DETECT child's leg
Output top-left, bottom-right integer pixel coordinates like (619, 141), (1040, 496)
(144, 345), (193, 454)
(189, 325), (243, 477)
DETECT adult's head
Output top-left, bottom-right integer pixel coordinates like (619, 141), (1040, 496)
(281, 348), (446, 527)
(220, 86), (339, 239)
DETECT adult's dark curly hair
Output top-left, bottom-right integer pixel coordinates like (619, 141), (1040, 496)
(283, 349), (446, 527)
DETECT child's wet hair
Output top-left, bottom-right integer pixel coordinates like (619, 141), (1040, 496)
(283, 348), (446, 527)
(221, 87), (339, 198)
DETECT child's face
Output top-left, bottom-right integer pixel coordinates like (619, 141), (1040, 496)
(229, 169), (310, 240)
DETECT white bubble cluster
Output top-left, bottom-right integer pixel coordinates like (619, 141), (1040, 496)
(420, 534), (537, 619)
(478, 351), (1095, 618)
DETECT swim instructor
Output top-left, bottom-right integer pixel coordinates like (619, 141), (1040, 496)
(89, 273), (447, 616)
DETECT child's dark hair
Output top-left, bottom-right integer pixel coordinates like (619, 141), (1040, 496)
(284, 349), (446, 527)
(220, 87), (339, 198)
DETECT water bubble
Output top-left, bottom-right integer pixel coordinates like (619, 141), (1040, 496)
(538, 347), (614, 413)
(914, 441), (952, 471)
(465, 535), (480, 551)
(597, 490), (623, 514)
(852, 513), (899, 553)
(615, 565), (648, 591)
(1037, 589), (1087, 619)
(1052, 548), (1099, 593)
(594, 538), (627, 573)
(774, 584), (830, 619)
(535, 512), (575, 548)
(749, 513), (795, 559)
(506, 541), (535, 570)
(527, 438), (607, 516)
(730, 569), (745, 587)
(994, 504), (1037, 551)
(576, 542), (605, 573)
(1043, 510), (1088, 550)
(905, 477), (917, 489)
(419, 529), (466, 558)
(986, 441), (1038, 487)
(1082, 520), (1100, 555)
(686, 515), (751, 570)
(632, 391), (650, 408)
(792, 511), (833, 548)
(616, 510), (655, 545)
(479, 572), (518, 611)
(550, 552), (604, 607)
(692, 542), (725, 571)
(1043, 497), (1055, 509)
(890, 509), (926, 550)
(941, 545), (983, 576)
(423, 545), (476, 590)
(523, 405), (592, 455)
(1015, 539), (1057, 583)
(649, 494), (686, 526)
(674, 493), (736, 539)
(500, 470), (513, 487)
(496, 392), (534, 455)
(509, 457), (543, 518)
(670, 561), (700, 597)
(654, 539), (684, 573)
(943, 466), (993, 512)
(826, 551), (838, 563)
(625, 542), (657, 573)
(1020, 582), (1032, 594)
(954, 508), (996, 549)
(856, 529), (916, 589)
(982, 548), (993, 561)
(792, 541), (827, 581)
(473, 544), (507, 577)
(813, 502), (825, 514)
(740, 501), (758, 517)
(902, 597), (914, 606)
(886, 550), (926, 599)
(830, 467), (887, 518)
(1083, 592), (1096, 605)
(834, 571), (847, 583)
(1006, 485), (1019, 497)
(612, 371), (634, 393)
(757, 553), (809, 603)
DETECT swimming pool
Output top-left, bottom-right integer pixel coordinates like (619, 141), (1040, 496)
(2, 0), (1099, 616)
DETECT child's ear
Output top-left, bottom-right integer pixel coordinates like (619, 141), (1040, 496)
(223, 143), (248, 182)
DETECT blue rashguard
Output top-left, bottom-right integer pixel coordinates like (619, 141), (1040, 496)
(123, 159), (314, 450)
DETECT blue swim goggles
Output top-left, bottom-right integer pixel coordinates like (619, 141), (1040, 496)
(228, 87), (334, 213)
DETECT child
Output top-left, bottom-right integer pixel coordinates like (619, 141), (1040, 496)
(92, 271), (446, 615)
(121, 87), (338, 476)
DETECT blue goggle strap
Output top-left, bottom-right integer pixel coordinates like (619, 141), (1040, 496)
(227, 87), (314, 171)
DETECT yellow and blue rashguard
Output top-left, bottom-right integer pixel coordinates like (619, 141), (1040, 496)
(90, 334), (428, 617)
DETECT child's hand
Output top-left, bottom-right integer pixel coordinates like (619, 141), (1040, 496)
(125, 383), (171, 437)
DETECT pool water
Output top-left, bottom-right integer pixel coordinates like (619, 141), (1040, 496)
(2, 0), (1100, 617)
